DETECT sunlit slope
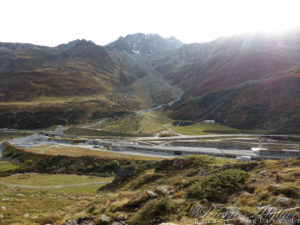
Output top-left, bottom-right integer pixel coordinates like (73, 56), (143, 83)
(0, 40), (147, 102)
(153, 32), (300, 133)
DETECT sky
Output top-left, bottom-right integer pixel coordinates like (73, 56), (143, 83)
(1, 0), (300, 46)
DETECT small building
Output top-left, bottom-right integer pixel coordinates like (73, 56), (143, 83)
(251, 147), (300, 159)
(204, 120), (215, 124)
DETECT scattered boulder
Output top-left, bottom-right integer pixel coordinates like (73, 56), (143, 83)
(258, 170), (267, 176)
(66, 218), (95, 225)
(234, 215), (252, 225)
(155, 185), (170, 195)
(16, 194), (25, 197)
(99, 214), (111, 224)
(117, 214), (127, 220)
(111, 222), (126, 225)
(145, 190), (158, 198)
(277, 197), (292, 206)
(268, 184), (280, 191)
(115, 165), (139, 181)
(66, 219), (77, 225)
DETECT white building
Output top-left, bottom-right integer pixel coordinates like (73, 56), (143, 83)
(204, 120), (215, 124)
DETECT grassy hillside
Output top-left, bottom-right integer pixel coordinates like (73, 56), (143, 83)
(0, 144), (299, 224)
(0, 40), (149, 102)
(171, 122), (240, 135)
(91, 111), (172, 135)
(168, 74), (300, 133)
(153, 33), (300, 133)
(0, 161), (20, 172)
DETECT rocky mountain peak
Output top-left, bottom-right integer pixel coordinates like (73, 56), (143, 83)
(55, 39), (112, 63)
(56, 39), (97, 50)
(105, 33), (183, 55)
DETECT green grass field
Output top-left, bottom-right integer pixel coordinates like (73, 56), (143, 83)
(0, 161), (20, 172)
(91, 111), (173, 134)
(170, 122), (238, 135)
(171, 122), (265, 135)
(0, 173), (112, 187)
(87, 112), (265, 136)
(0, 174), (113, 224)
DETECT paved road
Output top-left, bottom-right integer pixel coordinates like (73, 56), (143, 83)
(5, 132), (300, 160)
(132, 134), (300, 141)
(110, 143), (259, 158)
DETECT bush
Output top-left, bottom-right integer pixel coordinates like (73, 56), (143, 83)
(186, 169), (249, 203)
(131, 173), (163, 190)
(25, 159), (34, 166)
(129, 198), (175, 225)
(102, 160), (120, 172)
(88, 205), (96, 213)
(33, 215), (59, 224)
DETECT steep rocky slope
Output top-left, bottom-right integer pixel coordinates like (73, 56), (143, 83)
(152, 31), (300, 133)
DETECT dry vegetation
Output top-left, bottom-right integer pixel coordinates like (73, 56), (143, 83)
(0, 144), (299, 225)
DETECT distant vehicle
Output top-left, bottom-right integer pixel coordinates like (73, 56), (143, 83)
(174, 151), (182, 155)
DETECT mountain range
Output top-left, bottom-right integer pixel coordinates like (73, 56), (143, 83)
(0, 31), (299, 133)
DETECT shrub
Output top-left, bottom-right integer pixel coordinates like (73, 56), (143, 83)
(186, 169), (249, 203)
(33, 215), (59, 224)
(129, 198), (175, 225)
(88, 205), (96, 213)
(131, 173), (163, 190)
(103, 160), (120, 172)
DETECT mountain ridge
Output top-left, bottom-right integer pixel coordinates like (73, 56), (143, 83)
(0, 31), (300, 132)
(105, 33), (183, 55)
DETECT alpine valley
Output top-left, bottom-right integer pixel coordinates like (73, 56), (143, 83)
(0, 31), (300, 225)
(1, 31), (299, 133)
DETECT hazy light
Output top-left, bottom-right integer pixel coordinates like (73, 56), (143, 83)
(0, 0), (300, 46)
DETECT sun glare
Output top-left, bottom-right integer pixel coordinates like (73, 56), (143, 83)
(0, 0), (300, 45)
(184, 0), (300, 42)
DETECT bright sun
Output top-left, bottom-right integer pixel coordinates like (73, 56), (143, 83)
(223, 0), (300, 33)
(185, 0), (300, 42)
